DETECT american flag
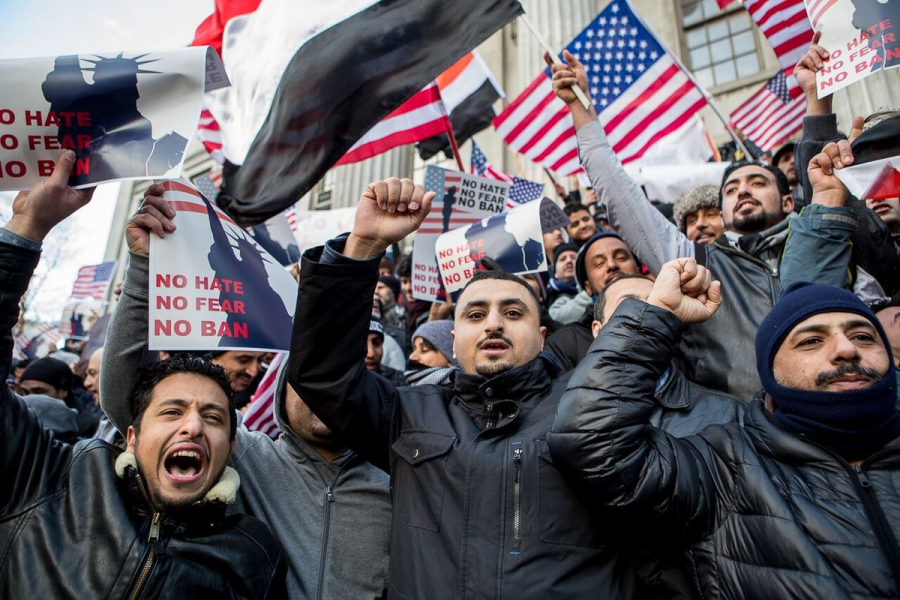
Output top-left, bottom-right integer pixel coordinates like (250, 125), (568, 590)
(242, 352), (286, 439)
(197, 106), (225, 164)
(70, 262), (116, 300)
(507, 178), (546, 207)
(494, 0), (707, 174)
(741, 0), (812, 75)
(730, 71), (804, 152)
(471, 140), (513, 182)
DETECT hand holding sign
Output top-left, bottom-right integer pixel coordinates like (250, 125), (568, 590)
(346, 177), (435, 260)
(7, 150), (93, 242)
(127, 183), (178, 255)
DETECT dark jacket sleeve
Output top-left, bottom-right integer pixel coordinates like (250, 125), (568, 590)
(288, 238), (399, 472)
(0, 235), (73, 515)
(797, 114), (842, 203)
(548, 299), (735, 538)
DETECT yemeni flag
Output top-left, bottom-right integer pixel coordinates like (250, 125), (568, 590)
(834, 116), (900, 200)
(192, 0), (522, 226)
(418, 51), (505, 161)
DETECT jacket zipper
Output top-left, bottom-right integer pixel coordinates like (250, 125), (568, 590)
(714, 241), (781, 302)
(851, 462), (900, 592)
(512, 447), (523, 551)
(126, 474), (163, 600)
(315, 462), (349, 600)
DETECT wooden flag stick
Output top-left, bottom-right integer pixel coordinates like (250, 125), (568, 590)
(519, 13), (591, 110)
(446, 126), (466, 172)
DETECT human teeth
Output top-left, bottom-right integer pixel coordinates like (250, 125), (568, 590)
(173, 450), (200, 459)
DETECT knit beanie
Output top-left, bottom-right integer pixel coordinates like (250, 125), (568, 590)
(756, 282), (899, 460)
(20, 357), (73, 392)
(411, 320), (455, 363)
(672, 184), (719, 233)
(553, 242), (579, 267)
(575, 231), (625, 291)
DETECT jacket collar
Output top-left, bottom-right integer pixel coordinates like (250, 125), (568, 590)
(743, 393), (900, 466)
(453, 353), (557, 429)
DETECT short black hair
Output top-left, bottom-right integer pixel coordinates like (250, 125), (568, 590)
(129, 355), (237, 440)
(396, 255), (413, 278)
(593, 274), (653, 324)
(456, 270), (542, 316)
(719, 160), (791, 200)
(564, 204), (591, 217)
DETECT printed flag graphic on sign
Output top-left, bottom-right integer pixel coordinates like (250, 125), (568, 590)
(149, 180), (298, 352)
(191, 0), (523, 226)
(494, 0), (707, 175)
(730, 71), (804, 152)
(70, 262), (116, 300)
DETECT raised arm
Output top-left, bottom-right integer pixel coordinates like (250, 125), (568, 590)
(550, 50), (695, 272)
(288, 179), (434, 471)
(1, 152), (92, 513)
(549, 259), (732, 535)
(100, 184), (176, 434)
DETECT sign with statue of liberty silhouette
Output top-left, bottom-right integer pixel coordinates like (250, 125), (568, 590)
(0, 47), (226, 190)
(148, 180), (297, 352)
(412, 165), (510, 302)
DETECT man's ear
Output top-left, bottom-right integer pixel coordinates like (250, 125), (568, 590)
(125, 425), (136, 453)
(539, 326), (547, 350)
(583, 280), (594, 296)
(451, 329), (457, 359)
(592, 320), (602, 339)
(782, 193), (795, 214)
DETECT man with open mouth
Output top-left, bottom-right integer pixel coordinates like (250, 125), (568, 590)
(0, 152), (286, 599)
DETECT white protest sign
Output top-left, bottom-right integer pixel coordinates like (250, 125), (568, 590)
(0, 47), (225, 190)
(807, 0), (899, 98)
(149, 180), (297, 352)
(292, 207), (358, 252)
(835, 156), (900, 199)
(435, 198), (568, 296)
(413, 166), (510, 302)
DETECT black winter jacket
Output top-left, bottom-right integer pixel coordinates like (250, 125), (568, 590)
(550, 299), (900, 599)
(0, 236), (286, 599)
(289, 239), (636, 599)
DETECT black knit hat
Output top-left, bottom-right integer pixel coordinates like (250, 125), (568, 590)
(553, 242), (579, 267)
(20, 357), (73, 393)
(378, 275), (401, 299)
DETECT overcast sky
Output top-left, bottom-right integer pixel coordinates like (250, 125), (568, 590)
(0, 0), (214, 321)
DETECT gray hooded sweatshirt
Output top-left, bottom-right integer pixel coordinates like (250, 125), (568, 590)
(101, 252), (391, 600)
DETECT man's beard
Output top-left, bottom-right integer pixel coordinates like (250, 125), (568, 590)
(732, 210), (769, 233)
(475, 361), (515, 378)
(136, 463), (210, 512)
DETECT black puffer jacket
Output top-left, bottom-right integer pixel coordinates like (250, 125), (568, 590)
(550, 299), (900, 599)
(0, 236), (286, 599)
(289, 238), (636, 599)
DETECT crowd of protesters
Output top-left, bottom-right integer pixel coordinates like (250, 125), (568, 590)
(1, 36), (900, 600)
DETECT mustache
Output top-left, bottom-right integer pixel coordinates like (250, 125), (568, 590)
(815, 362), (882, 388)
(477, 333), (514, 349)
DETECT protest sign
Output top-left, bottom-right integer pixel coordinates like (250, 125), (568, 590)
(249, 211), (301, 267)
(434, 198), (568, 297)
(413, 166), (510, 301)
(292, 207), (357, 252)
(835, 157), (900, 199)
(807, 0), (899, 97)
(149, 180), (297, 352)
(59, 298), (105, 340)
(0, 47), (225, 190)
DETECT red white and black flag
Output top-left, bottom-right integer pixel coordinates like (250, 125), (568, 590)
(192, 0), (522, 226)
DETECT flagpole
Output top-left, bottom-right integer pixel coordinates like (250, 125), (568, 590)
(446, 126), (466, 171)
(623, 0), (753, 159)
(518, 13), (593, 110)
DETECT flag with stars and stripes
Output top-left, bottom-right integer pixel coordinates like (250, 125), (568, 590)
(507, 178), (546, 208)
(69, 262), (116, 300)
(740, 0), (812, 76)
(730, 70), (804, 152)
(242, 352), (286, 439)
(493, 0), (708, 174)
(471, 140), (513, 182)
